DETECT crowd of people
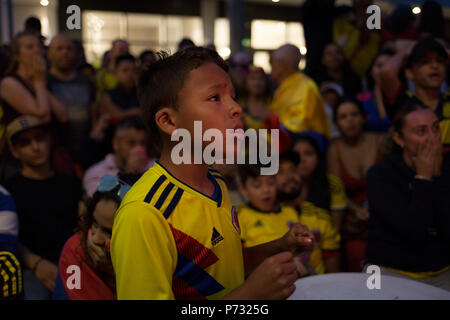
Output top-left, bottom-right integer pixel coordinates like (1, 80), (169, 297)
(0, 0), (449, 300)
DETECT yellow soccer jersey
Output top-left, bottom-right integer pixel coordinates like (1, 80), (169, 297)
(111, 162), (244, 300)
(238, 204), (299, 248)
(298, 202), (341, 275)
(328, 174), (347, 211)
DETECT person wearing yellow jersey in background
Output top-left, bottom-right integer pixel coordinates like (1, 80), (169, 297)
(276, 151), (341, 275)
(96, 39), (129, 102)
(269, 44), (330, 152)
(111, 47), (315, 300)
(236, 162), (311, 277)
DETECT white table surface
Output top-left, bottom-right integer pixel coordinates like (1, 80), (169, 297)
(288, 273), (450, 300)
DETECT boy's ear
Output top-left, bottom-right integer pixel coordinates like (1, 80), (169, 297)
(155, 107), (178, 137)
(237, 182), (248, 201)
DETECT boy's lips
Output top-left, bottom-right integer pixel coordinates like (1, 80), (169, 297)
(234, 122), (244, 131)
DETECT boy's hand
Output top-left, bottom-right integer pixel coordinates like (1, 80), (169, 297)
(241, 251), (298, 300)
(280, 223), (315, 254)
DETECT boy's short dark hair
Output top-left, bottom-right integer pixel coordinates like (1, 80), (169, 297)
(237, 163), (270, 185)
(115, 54), (136, 68)
(115, 115), (146, 136)
(279, 150), (300, 166)
(138, 47), (228, 147)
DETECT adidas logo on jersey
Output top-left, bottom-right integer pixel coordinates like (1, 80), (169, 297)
(211, 227), (224, 246)
(254, 220), (263, 227)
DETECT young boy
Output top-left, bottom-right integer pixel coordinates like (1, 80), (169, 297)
(99, 54), (140, 122)
(111, 47), (314, 300)
(275, 151), (341, 274)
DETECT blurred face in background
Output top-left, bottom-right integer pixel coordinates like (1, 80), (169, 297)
(371, 54), (390, 84)
(110, 40), (129, 61)
(276, 159), (302, 202)
(246, 70), (267, 97)
(321, 89), (340, 109)
(393, 109), (441, 159)
(335, 101), (365, 139)
(115, 60), (137, 89)
(48, 35), (76, 72)
(11, 127), (50, 168)
(322, 43), (344, 71)
(294, 140), (319, 180)
(407, 51), (447, 90)
(90, 199), (118, 252)
(113, 127), (147, 168)
(16, 34), (43, 66)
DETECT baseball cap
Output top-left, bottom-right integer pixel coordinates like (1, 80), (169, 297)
(6, 115), (47, 146)
(407, 37), (448, 67)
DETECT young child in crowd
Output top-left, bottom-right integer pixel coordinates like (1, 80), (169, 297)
(54, 175), (131, 300)
(110, 47), (315, 300)
(98, 54), (140, 123)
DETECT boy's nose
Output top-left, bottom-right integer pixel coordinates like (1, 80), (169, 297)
(229, 100), (243, 120)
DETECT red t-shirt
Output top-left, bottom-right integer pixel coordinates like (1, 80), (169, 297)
(58, 233), (115, 300)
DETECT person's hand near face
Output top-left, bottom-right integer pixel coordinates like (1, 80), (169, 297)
(414, 131), (442, 180)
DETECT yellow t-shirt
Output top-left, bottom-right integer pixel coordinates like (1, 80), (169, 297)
(328, 174), (347, 211)
(238, 201), (340, 275)
(269, 72), (330, 137)
(298, 202), (341, 275)
(111, 162), (244, 300)
(238, 204), (299, 248)
(333, 14), (381, 78)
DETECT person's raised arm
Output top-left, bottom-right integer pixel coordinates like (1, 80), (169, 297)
(379, 40), (415, 104)
(0, 62), (51, 122)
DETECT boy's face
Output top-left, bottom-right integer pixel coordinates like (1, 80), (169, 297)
(175, 62), (243, 157)
(11, 127), (50, 168)
(407, 51), (447, 90)
(241, 175), (277, 212)
(115, 60), (137, 88)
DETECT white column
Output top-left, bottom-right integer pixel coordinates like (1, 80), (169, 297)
(201, 0), (218, 46)
(0, 0), (13, 43)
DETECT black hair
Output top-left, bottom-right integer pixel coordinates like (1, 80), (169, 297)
(237, 162), (271, 185)
(24, 17), (41, 33)
(115, 115), (146, 133)
(115, 53), (135, 68)
(139, 50), (156, 62)
(383, 101), (430, 155)
(293, 135), (331, 211)
(280, 150), (300, 166)
(333, 96), (366, 124)
(138, 47), (228, 148)
(366, 48), (396, 90)
(178, 38), (195, 51)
